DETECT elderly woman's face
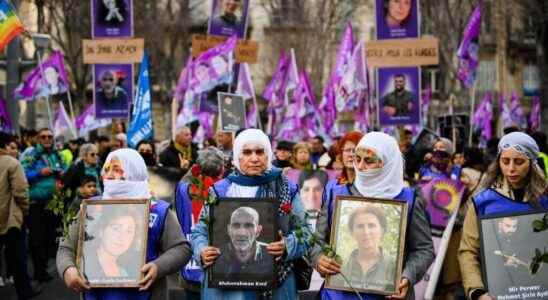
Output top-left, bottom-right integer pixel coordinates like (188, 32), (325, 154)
(354, 147), (384, 171)
(101, 215), (136, 257)
(499, 148), (530, 187)
(103, 158), (125, 180)
(84, 145), (99, 166)
(351, 212), (383, 251)
(239, 143), (268, 176)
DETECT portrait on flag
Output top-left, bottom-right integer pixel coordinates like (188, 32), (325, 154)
(208, 0), (250, 38)
(93, 64), (132, 119)
(92, 0), (133, 38)
(326, 196), (407, 295)
(77, 199), (149, 287)
(218, 92), (246, 132)
(378, 67), (420, 126)
(479, 211), (548, 299)
(209, 198), (278, 290)
(375, 0), (419, 39)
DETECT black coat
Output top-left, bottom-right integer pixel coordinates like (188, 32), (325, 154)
(158, 141), (199, 180)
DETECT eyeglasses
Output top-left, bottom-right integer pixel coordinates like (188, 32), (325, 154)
(342, 148), (355, 154)
(242, 148), (265, 156)
(102, 77), (114, 82)
(39, 135), (53, 140)
(88, 153), (98, 157)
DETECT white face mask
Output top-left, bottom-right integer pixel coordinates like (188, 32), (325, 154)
(103, 180), (150, 199)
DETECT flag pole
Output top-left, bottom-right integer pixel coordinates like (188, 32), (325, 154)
(36, 51), (54, 132)
(468, 80), (477, 146)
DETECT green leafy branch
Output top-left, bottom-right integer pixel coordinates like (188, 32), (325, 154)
(46, 187), (78, 238)
(530, 213), (548, 274)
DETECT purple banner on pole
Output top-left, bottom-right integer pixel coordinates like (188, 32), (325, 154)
(13, 51), (70, 101)
(93, 64), (133, 119)
(91, 0), (133, 38)
(375, 0), (420, 39)
(457, 5), (481, 88)
(420, 178), (465, 230)
(0, 97), (12, 132)
(529, 96), (541, 131)
(208, 0), (250, 38)
(378, 67), (420, 126)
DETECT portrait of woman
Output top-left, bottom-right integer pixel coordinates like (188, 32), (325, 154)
(383, 0), (413, 28)
(332, 205), (396, 291)
(83, 206), (145, 282)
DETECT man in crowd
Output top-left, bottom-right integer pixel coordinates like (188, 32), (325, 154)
(215, 131), (233, 173)
(214, 206), (272, 276)
(0, 132), (39, 299)
(96, 135), (111, 166)
(21, 128), (67, 283)
(399, 129), (420, 183)
(382, 74), (415, 117)
(272, 140), (293, 168)
(309, 136), (327, 166)
(159, 125), (198, 180)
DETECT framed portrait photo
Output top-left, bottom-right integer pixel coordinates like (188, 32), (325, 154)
(93, 64), (133, 119)
(479, 210), (548, 299)
(208, 0), (250, 38)
(218, 92), (246, 132)
(209, 198), (279, 290)
(76, 199), (150, 287)
(325, 196), (408, 295)
(377, 67), (421, 126)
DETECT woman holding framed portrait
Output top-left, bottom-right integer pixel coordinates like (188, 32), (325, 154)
(56, 148), (192, 299)
(191, 128), (310, 299)
(312, 131), (434, 299)
(459, 132), (548, 300)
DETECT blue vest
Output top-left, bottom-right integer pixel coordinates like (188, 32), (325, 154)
(174, 181), (203, 283)
(320, 187), (416, 300)
(84, 199), (170, 300)
(419, 165), (461, 181)
(473, 188), (548, 218)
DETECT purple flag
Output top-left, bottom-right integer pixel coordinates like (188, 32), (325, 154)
(472, 92), (493, 143)
(236, 63), (257, 128)
(338, 40), (368, 113)
(0, 97), (12, 132)
(529, 96), (541, 131)
(420, 88), (432, 126)
(457, 5), (481, 88)
(188, 35), (236, 95)
(262, 52), (288, 108)
(194, 111), (215, 145)
(499, 94), (513, 129)
(174, 55), (193, 102)
(53, 102), (76, 139)
(13, 51), (70, 101)
(331, 22), (354, 85)
(75, 104), (111, 137)
(509, 91), (527, 128)
(320, 83), (337, 136)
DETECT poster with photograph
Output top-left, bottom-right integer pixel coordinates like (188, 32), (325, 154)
(209, 198), (278, 290)
(93, 64), (133, 119)
(208, 0), (250, 38)
(218, 92), (246, 132)
(377, 67), (420, 126)
(326, 196), (408, 295)
(77, 199), (149, 287)
(420, 178), (466, 233)
(92, 0), (133, 38)
(480, 211), (548, 299)
(375, 0), (419, 39)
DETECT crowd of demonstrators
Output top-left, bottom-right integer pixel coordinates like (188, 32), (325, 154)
(0, 122), (546, 300)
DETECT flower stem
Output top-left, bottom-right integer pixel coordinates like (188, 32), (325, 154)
(338, 272), (364, 300)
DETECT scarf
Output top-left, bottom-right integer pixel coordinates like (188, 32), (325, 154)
(174, 142), (192, 160)
(102, 149), (151, 199)
(353, 132), (405, 199)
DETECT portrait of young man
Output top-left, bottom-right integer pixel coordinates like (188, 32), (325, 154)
(378, 67), (420, 126)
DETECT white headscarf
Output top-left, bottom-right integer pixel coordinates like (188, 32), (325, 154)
(232, 129), (273, 173)
(101, 148), (151, 199)
(353, 132), (405, 199)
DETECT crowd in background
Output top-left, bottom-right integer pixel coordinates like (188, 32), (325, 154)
(0, 123), (547, 300)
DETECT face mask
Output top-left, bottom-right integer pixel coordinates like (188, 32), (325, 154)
(139, 152), (156, 167)
(355, 167), (383, 182)
(103, 179), (151, 199)
(432, 150), (450, 172)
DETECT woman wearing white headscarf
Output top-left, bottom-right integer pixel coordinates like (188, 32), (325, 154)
(312, 132), (434, 300)
(459, 132), (548, 300)
(56, 148), (192, 300)
(191, 129), (310, 300)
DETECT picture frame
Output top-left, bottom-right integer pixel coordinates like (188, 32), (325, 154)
(217, 92), (246, 132)
(479, 210), (548, 299)
(209, 197), (279, 290)
(76, 199), (150, 288)
(325, 196), (408, 295)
